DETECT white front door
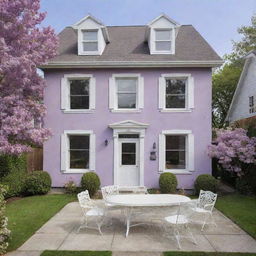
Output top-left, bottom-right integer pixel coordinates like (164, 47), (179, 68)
(117, 138), (139, 186)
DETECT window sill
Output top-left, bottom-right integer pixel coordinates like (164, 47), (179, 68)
(62, 169), (90, 174)
(110, 109), (142, 113)
(163, 170), (193, 175)
(63, 110), (94, 114)
(160, 109), (193, 113)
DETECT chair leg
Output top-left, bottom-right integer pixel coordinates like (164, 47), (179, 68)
(201, 213), (210, 231)
(186, 224), (197, 245)
(173, 228), (181, 250)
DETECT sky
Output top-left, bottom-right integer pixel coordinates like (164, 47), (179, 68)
(40, 0), (256, 57)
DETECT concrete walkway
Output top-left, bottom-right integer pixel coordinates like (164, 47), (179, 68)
(7, 201), (256, 255)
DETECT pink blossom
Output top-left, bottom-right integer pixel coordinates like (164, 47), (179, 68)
(0, 0), (58, 155)
(208, 128), (256, 175)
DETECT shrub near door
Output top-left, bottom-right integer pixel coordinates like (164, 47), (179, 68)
(81, 172), (100, 197)
(159, 173), (178, 193)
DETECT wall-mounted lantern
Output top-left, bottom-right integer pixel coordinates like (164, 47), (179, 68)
(105, 139), (108, 146)
(150, 142), (157, 160)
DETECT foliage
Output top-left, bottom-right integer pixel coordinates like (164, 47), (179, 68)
(81, 172), (100, 197)
(194, 174), (218, 194)
(0, 185), (10, 254)
(23, 171), (51, 195)
(64, 179), (77, 194)
(212, 63), (242, 128)
(6, 194), (76, 251)
(0, 0), (58, 155)
(41, 251), (112, 256)
(208, 128), (256, 175)
(159, 173), (177, 194)
(0, 154), (27, 198)
(215, 194), (256, 239)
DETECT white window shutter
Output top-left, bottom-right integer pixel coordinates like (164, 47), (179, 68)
(138, 76), (144, 109)
(158, 77), (166, 109)
(61, 78), (68, 110)
(188, 133), (195, 172)
(61, 133), (68, 172)
(188, 76), (194, 109)
(158, 134), (165, 173)
(89, 134), (96, 171)
(109, 77), (115, 109)
(90, 77), (96, 110)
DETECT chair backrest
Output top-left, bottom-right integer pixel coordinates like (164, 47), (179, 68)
(77, 190), (92, 209)
(101, 185), (119, 200)
(198, 190), (217, 211)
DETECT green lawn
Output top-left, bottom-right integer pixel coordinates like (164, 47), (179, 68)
(164, 252), (256, 256)
(215, 194), (256, 239)
(6, 194), (76, 252)
(41, 251), (111, 256)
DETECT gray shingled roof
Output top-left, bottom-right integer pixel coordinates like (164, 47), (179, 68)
(44, 25), (222, 67)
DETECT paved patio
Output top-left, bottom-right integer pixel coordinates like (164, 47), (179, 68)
(7, 200), (256, 256)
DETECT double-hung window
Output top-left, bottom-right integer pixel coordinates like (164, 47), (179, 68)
(249, 96), (255, 113)
(82, 30), (98, 52)
(109, 74), (144, 112)
(155, 29), (172, 52)
(159, 130), (194, 174)
(61, 130), (95, 173)
(61, 74), (96, 113)
(159, 74), (194, 112)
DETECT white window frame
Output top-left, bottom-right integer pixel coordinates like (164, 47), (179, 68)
(79, 29), (99, 55)
(61, 74), (96, 113)
(154, 29), (172, 53)
(159, 130), (195, 175)
(61, 130), (95, 174)
(109, 74), (144, 113)
(159, 73), (194, 112)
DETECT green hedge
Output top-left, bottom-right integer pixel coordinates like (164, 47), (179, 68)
(81, 172), (100, 197)
(194, 174), (218, 195)
(159, 172), (177, 193)
(23, 171), (51, 196)
(0, 155), (27, 198)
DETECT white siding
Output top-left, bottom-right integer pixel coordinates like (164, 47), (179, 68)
(230, 57), (256, 122)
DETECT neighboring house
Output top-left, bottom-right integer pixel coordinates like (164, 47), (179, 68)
(226, 50), (256, 124)
(40, 14), (222, 189)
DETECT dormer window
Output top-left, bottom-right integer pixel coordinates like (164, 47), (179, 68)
(155, 29), (172, 52)
(82, 30), (98, 52)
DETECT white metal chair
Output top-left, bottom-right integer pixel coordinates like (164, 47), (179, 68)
(191, 190), (218, 231)
(164, 202), (197, 249)
(77, 190), (105, 235)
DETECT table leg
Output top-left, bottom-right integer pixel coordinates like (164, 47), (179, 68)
(125, 207), (132, 238)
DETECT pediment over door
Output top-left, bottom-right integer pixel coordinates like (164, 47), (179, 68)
(109, 120), (149, 129)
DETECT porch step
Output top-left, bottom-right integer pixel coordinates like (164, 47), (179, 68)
(118, 186), (148, 194)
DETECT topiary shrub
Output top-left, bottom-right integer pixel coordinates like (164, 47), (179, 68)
(0, 154), (27, 198)
(159, 172), (177, 194)
(23, 171), (51, 195)
(194, 174), (218, 195)
(81, 172), (100, 197)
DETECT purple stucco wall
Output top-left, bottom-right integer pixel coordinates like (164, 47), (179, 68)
(43, 68), (212, 189)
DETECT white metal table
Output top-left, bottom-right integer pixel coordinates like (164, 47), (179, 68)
(105, 194), (191, 237)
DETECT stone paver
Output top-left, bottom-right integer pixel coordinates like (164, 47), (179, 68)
(9, 201), (256, 254)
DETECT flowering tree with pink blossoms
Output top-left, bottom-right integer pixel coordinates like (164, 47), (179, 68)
(208, 128), (256, 176)
(0, 0), (58, 155)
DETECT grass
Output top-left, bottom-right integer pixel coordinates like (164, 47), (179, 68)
(41, 251), (111, 256)
(6, 194), (76, 252)
(215, 194), (256, 239)
(164, 252), (256, 256)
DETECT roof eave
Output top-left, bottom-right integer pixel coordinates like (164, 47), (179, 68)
(40, 60), (224, 69)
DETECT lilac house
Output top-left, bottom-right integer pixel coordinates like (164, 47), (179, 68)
(41, 14), (222, 189)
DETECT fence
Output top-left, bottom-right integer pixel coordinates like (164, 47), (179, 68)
(26, 148), (43, 172)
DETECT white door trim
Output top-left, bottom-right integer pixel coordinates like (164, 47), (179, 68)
(112, 128), (146, 186)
